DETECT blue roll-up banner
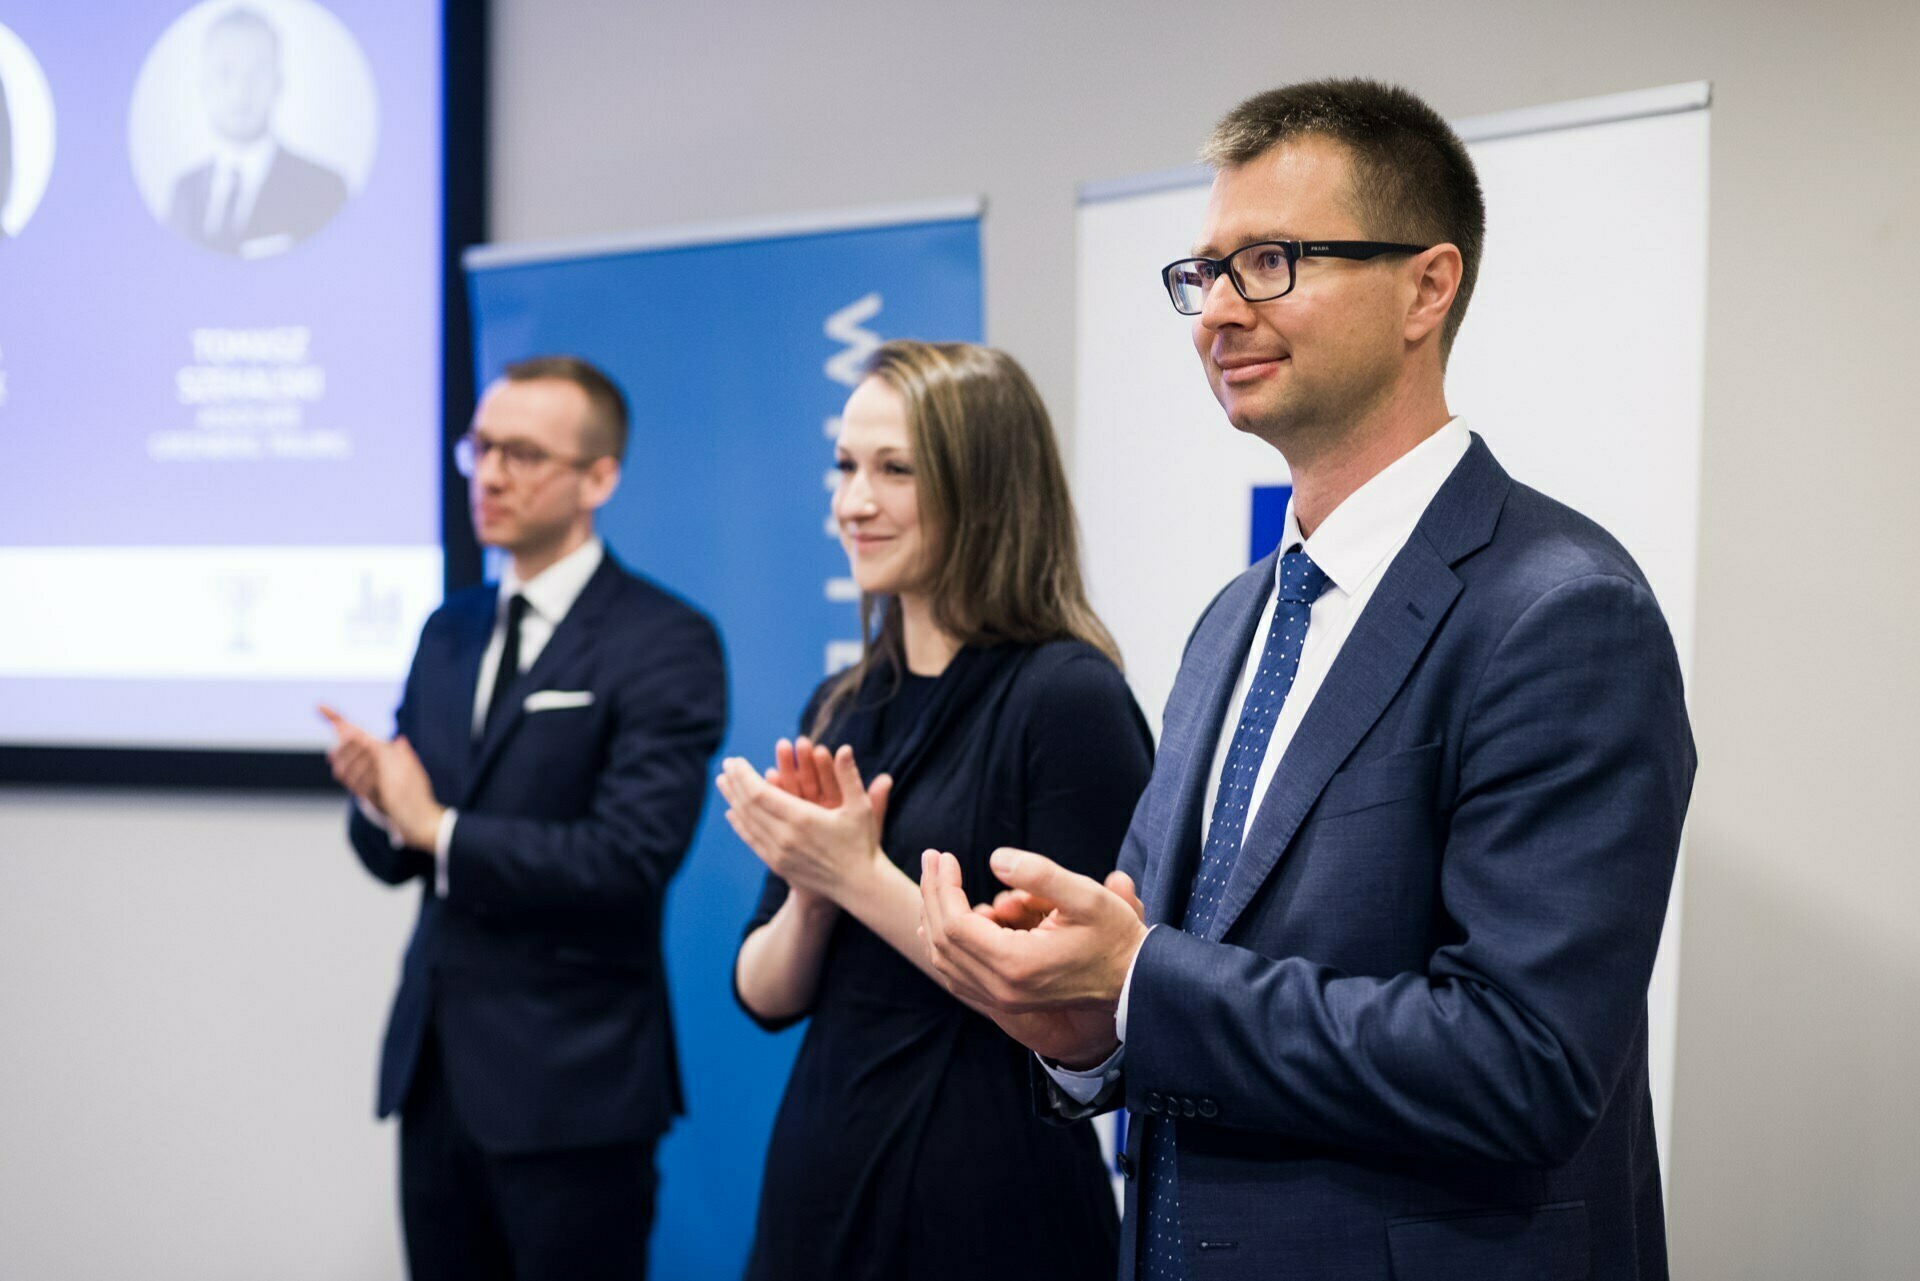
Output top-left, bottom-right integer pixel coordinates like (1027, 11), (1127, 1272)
(465, 201), (984, 1275)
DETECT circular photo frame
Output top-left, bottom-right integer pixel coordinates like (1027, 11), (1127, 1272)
(128, 0), (379, 259)
(0, 20), (58, 240)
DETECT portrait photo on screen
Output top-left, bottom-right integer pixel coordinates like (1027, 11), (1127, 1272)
(0, 19), (57, 240)
(128, 0), (377, 260)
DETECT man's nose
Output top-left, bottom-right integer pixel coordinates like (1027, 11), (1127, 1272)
(1198, 270), (1253, 330)
(474, 445), (510, 490)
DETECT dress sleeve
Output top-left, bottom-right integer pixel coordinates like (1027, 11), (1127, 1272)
(1019, 651), (1154, 881)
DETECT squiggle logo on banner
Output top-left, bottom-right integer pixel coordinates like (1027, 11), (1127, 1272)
(822, 293), (884, 672)
(823, 293), (883, 387)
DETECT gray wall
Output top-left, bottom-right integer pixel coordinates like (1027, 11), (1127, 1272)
(4, 0), (1915, 1275)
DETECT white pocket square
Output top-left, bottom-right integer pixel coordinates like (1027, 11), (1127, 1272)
(523, 689), (595, 713)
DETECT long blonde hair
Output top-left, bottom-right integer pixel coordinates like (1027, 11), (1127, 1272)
(813, 340), (1119, 735)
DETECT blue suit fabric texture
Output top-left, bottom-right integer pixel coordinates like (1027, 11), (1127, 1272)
(1102, 436), (1695, 1281)
(347, 551), (726, 1273)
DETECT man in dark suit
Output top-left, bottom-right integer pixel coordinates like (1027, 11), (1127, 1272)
(920, 79), (1694, 1280)
(164, 5), (347, 257)
(324, 356), (727, 1280)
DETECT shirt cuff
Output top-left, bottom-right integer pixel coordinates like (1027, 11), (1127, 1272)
(1040, 1041), (1126, 1105)
(355, 797), (404, 850)
(433, 809), (458, 897)
(1115, 922), (1155, 1043)
(1038, 923), (1157, 1105)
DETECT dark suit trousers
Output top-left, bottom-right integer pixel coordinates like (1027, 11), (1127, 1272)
(400, 1030), (658, 1281)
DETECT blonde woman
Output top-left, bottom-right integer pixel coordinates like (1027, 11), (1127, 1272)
(718, 341), (1150, 1280)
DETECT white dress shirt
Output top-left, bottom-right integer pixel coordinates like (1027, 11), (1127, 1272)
(204, 136), (278, 239)
(361, 537), (605, 895)
(432, 536), (606, 892)
(1046, 419), (1473, 1103)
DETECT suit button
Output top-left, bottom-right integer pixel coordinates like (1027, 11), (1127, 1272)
(1182, 1098), (1197, 1118)
(1117, 1152), (1136, 1180)
(1147, 1091), (1163, 1114)
(1198, 1098), (1218, 1119)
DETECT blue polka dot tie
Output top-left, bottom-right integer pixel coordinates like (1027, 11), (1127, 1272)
(1140, 548), (1331, 1280)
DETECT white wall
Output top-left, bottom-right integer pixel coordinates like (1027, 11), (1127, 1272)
(0, 793), (414, 1278)
(6, 1), (1917, 1277)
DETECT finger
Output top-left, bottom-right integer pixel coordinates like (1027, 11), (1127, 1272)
(1105, 870), (1146, 922)
(919, 851), (979, 988)
(792, 737), (824, 804)
(927, 866), (1030, 1006)
(726, 758), (811, 827)
(868, 774), (893, 832)
(720, 756), (765, 798)
(723, 810), (776, 867)
(808, 743), (843, 808)
(1002, 892), (1056, 930)
(773, 739), (802, 795)
(831, 747), (869, 814)
(721, 759), (787, 816)
(919, 850), (958, 941)
(333, 743), (378, 780)
(989, 888), (1051, 928)
(322, 707), (374, 748)
(987, 848), (1109, 921)
(725, 804), (783, 864)
(930, 853), (1020, 968)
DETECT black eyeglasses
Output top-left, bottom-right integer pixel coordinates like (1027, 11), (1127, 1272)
(453, 432), (598, 479)
(1161, 239), (1430, 315)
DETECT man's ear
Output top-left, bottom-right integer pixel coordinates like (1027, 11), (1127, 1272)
(1404, 242), (1463, 347)
(583, 455), (621, 510)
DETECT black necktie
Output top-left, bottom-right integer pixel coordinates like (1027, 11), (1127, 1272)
(483, 594), (530, 737)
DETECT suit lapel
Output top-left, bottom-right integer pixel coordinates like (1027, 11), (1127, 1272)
(1207, 539), (1459, 940)
(462, 557), (619, 803)
(1206, 435), (1511, 941)
(422, 591), (493, 804)
(1142, 552), (1278, 927)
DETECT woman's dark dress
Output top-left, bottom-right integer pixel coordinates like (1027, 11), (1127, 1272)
(737, 640), (1153, 1281)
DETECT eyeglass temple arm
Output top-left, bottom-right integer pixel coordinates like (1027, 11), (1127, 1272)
(1298, 241), (1431, 260)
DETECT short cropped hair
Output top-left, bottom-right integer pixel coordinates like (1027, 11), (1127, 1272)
(502, 355), (630, 462)
(1203, 78), (1485, 360)
(207, 6), (281, 56)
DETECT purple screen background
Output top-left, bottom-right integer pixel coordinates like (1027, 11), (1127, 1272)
(0, 0), (444, 751)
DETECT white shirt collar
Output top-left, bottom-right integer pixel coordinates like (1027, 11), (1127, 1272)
(499, 536), (604, 626)
(1277, 418), (1473, 595)
(213, 134), (277, 185)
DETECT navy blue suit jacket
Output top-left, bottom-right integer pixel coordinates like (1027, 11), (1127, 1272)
(1088, 437), (1694, 1280)
(349, 552), (727, 1154)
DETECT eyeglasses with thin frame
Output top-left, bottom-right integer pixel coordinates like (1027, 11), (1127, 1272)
(1160, 239), (1431, 315)
(452, 432), (599, 479)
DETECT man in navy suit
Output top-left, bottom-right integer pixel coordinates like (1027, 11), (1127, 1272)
(324, 356), (727, 1280)
(164, 6), (347, 257)
(920, 79), (1694, 1280)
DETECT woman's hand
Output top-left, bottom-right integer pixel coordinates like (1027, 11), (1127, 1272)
(717, 743), (895, 906)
